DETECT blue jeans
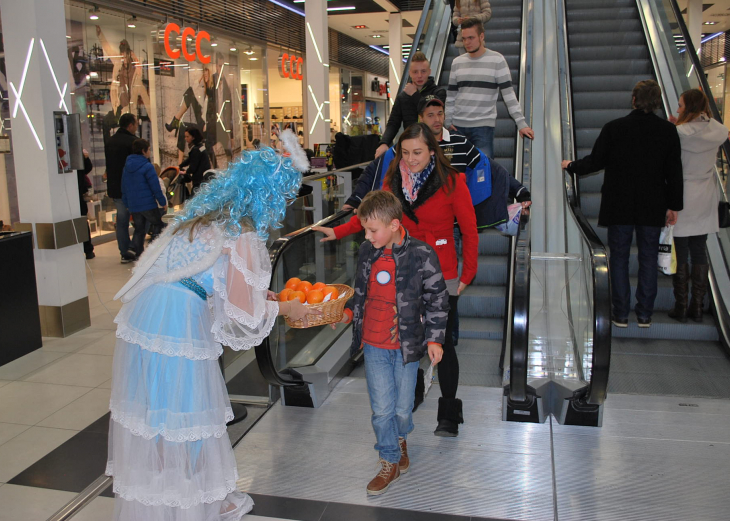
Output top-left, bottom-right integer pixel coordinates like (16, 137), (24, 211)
(607, 225), (661, 320)
(113, 198), (131, 255)
(363, 344), (419, 464)
(455, 125), (495, 159)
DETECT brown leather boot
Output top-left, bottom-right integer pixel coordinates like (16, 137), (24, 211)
(366, 459), (400, 496)
(398, 438), (410, 474)
(688, 264), (710, 322)
(668, 263), (689, 323)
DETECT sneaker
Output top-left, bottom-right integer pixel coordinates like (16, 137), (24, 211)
(85, 251), (95, 260)
(366, 459), (400, 496)
(398, 438), (410, 474)
(120, 251), (136, 264)
(637, 316), (652, 328)
(611, 317), (628, 328)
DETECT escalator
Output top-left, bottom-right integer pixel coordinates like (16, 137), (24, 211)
(560, 0), (730, 398)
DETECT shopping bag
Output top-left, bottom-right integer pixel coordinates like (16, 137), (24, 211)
(423, 361), (435, 397)
(495, 203), (523, 236)
(658, 225), (676, 275)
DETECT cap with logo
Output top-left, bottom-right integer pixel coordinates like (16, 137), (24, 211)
(417, 95), (445, 115)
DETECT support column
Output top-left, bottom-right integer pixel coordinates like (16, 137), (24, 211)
(389, 12), (403, 105)
(304, 0), (330, 145)
(2, 0), (90, 336)
(686, 0), (703, 56)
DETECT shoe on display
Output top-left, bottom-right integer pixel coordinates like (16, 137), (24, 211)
(611, 317), (628, 328)
(366, 459), (400, 496)
(398, 438), (410, 474)
(637, 316), (652, 328)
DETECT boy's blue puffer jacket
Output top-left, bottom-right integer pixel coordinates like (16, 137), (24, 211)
(121, 154), (167, 213)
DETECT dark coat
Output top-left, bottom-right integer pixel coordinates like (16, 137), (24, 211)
(105, 128), (137, 199)
(346, 228), (449, 363)
(379, 77), (446, 147)
(566, 109), (683, 227)
(121, 154), (167, 213)
(76, 156), (93, 215)
(474, 158), (530, 229)
(180, 142), (212, 190)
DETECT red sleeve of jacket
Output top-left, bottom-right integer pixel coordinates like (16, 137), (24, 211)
(454, 174), (479, 285)
(334, 214), (363, 239)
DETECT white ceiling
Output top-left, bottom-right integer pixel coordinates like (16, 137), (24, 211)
(676, 0), (730, 35)
(327, 11), (423, 49)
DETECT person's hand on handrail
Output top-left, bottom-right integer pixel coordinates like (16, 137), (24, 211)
(312, 225), (337, 242)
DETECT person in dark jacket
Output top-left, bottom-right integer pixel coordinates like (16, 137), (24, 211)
(179, 127), (212, 194)
(122, 139), (167, 258)
(374, 52), (446, 159)
(562, 80), (683, 328)
(77, 150), (95, 259)
(104, 113), (138, 263)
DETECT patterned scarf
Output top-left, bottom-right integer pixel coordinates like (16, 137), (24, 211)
(400, 156), (436, 203)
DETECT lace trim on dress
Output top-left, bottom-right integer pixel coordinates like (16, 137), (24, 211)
(115, 324), (223, 361)
(107, 472), (240, 509)
(110, 406), (233, 441)
(226, 243), (271, 291)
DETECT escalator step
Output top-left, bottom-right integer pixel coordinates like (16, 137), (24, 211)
(571, 59), (653, 77)
(569, 31), (647, 47)
(611, 314), (719, 341)
(567, 7), (641, 21)
(572, 74), (654, 92)
(573, 91), (634, 110)
(458, 317), (504, 340)
(486, 17), (522, 30)
(574, 108), (636, 128)
(566, 0), (636, 9)
(567, 19), (643, 34)
(570, 45), (650, 61)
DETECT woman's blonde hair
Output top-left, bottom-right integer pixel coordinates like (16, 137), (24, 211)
(174, 210), (253, 242)
(677, 88), (711, 125)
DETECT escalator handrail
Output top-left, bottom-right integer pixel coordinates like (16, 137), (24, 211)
(556, 0), (612, 406)
(397, 0), (435, 99)
(508, 0), (533, 403)
(302, 162), (370, 183)
(255, 208), (354, 388)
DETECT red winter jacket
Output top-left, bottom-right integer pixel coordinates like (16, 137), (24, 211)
(335, 172), (478, 285)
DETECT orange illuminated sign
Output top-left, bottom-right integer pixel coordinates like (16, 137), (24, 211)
(279, 53), (304, 81)
(163, 23), (211, 64)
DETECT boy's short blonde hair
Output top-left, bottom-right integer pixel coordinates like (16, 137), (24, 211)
(358, 190), (402, 224)
(411, 51), (428, 63)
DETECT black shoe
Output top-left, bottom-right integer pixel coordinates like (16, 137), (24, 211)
(165, 117), (180, 132)
(120, 251), (136, 263)
(637, 316), (652, 328)
(612, 317), (628, 328)
(434, 419), (458, 437)
(85, 251), (95, 260)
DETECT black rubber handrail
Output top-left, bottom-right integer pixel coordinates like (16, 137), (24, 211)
(302, 162), (370, 183)
(556, 0), (612, 406)
(507, 0), (533, 403)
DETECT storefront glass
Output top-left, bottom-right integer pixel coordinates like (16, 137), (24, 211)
(266, 46), (304, 149)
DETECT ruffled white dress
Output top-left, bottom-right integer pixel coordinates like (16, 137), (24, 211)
(107, 224), (278, 521)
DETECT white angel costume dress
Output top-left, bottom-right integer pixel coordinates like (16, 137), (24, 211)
(108, 222), (278, 520)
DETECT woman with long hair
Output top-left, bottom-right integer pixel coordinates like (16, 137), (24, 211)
(180, 126), (212, 194)
(669, 89), (730, 322)
(316, 123), (478, 437)
(107, 131), (319, 520)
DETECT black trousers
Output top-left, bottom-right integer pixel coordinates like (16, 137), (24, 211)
(131, 209), (163, 257)
(674, 234), (708, 265)
(438, 295), (460, 400)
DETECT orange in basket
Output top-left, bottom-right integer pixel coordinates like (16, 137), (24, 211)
(284, 284), (354, 329)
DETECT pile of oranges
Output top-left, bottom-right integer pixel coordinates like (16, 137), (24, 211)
(279, 277), (340, 305)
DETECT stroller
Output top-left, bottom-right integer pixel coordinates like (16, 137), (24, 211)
(161, 166), (191, 207)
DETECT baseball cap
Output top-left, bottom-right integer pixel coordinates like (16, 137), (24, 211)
(417, 95), (444, 114)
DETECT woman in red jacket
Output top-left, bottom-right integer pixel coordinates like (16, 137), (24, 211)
(316, 123), (478, 436)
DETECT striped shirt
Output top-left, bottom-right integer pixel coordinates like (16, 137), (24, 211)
(445, 48), (527, 130)
(440, 128), (481, 172)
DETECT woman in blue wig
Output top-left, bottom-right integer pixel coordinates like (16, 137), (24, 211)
(107, 130), (316, 520)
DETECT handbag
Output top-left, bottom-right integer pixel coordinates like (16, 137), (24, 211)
(719, 201), (730, 228)
(658, 225), (676, 275)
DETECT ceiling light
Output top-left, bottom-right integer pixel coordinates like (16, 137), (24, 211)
(89, 13), (99, 20)
(353, 25), (367, 29)
(127, 17), (137, 28)
(89, 71), (99, 78)
(249, 57), (258, 61)
(230, 46), (237, 51)
(327, 6), (356, 11)
(66, 35), (71, 39)
(211, 42), (218, 47)
(244, 47), (254, 55)
(371, 35), (382, 38)
(704, 21), (718, 25)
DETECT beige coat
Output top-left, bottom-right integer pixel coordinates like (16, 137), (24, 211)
(454, 0), (492, 48)
(674, 116), (729, 237)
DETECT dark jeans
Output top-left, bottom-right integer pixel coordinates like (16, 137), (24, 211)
(455, 125), (495, 159)
(113, 198), (131, 255)
(83, 221), (94, 255)
(607, 225), (661, 320)
(439, 295), (460, 400)
(131, 209), (164, 257)
(674, 234), (708, 265)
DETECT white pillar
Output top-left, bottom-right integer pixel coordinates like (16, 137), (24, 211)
(686, 0), (703, 55)
(1, 0), (90, 336)
(304, 0), (330, 145)
(389, 12), (403, 105)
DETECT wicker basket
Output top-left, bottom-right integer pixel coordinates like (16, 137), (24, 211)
(284, 284), (354, 328)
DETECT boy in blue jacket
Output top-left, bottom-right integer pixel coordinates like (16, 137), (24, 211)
(121, 139), (167, 258)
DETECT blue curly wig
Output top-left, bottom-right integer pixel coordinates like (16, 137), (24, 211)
(174, 140), (304, 241)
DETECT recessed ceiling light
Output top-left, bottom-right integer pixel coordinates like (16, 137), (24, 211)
(211, 42), (218, 47)
(353, 25), (367, 29)
(704, 21), (718, 25)
(66, 35), (71, 39)
(230, 46), (237, 51)
(249, 57), (258, 61)
(244, 47), (255, 55)
(89, 14), (99, 20)
(371, 35), (382, 38)
(327, 6), (356, 11)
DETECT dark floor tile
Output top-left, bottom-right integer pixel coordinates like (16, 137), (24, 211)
(248, 493), (328, 521)
(8, 430), (108, 494)
(84, 412), (111, 434)
(320, 502), (472, 521)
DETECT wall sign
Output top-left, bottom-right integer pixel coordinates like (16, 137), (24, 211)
(278, 53), (304, 81)
(154, 58), (175, 77)
(163, 23), (211, 64)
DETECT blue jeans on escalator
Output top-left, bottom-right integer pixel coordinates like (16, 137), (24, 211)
(607, 225), (661, 321)
(454, 125), (495, 159)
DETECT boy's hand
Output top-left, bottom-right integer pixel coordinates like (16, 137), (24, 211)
(329, 311), (351, 329)
(428, 342), (443, 365)
(312, 225), (336, 242)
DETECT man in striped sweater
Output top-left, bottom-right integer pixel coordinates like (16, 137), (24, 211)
(445, 17), (534, 159)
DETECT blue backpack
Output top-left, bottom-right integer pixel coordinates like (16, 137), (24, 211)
(464, 150), (492, 205)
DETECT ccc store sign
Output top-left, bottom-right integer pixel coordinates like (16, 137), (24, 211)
(163, 23), (211, 64)
(279, 53), (304, 81)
